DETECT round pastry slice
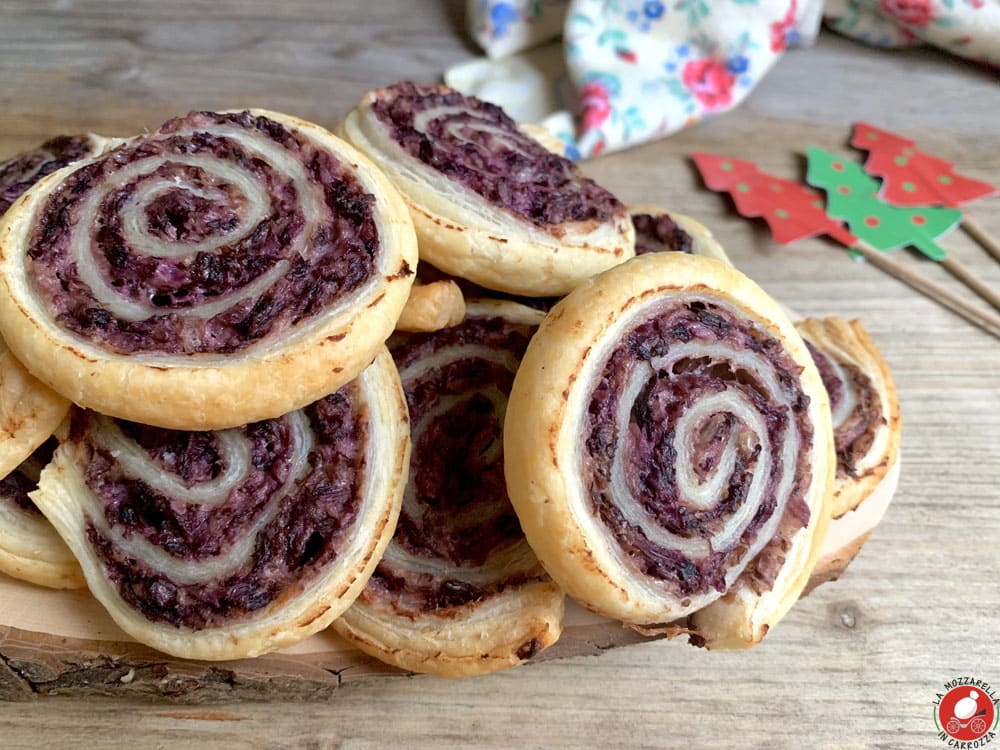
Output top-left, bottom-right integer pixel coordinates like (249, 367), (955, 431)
(796, 318), (900, 519)
(629, 204), (731, 265)
(0, 437), (85, 589)
(334, 301), (564, 677)
(1, 133), (119, 215)
(31, 349), (409, 661)
(341, 82), (634, 297)
(505, 253), (835, 648)
(796, 318), (900, 589)
(0, 110), (417, 430)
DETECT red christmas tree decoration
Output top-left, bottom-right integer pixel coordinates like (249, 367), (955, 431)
(851, 122), (998, 208)
(692, 152), (856, 246)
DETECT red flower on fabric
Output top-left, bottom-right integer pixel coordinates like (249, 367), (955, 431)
(878, 0), (935, 27)
(581, 81), (613, 132)
(770, 0), (798, 52)
(682, 58), (736, 112)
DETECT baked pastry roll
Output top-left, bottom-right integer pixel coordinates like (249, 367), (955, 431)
(505, 253), (834, 648)
(1, 133), (117, 214)
(629, 204), (732, 266)
(796, 318), (901, 587)
(0, 336), (70, 479)
(0, 110), (417, 430)
(0, 437), (84, 589)
(31, 349), (409, 661)
(395, 280), (466, 333)
(334, 301), (564, 676)
(341, 82), (634, 297)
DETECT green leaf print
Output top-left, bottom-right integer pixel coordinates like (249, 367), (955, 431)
(675, 0), (710, 27)
(597, 28), (627, 47)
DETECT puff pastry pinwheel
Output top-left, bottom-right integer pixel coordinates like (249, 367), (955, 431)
(1, 133), (117, 214)
(629, 204), (732, 266)
(0, 110), (416, 430)
(31, 350), (409, 661)
(505, 253), (834, 649)
(0, 437), (84, 589)
(796, 318), (900, 587)
(334, 301), (564, 676)
(0, 334), (79, 588)
(341, 82), (634, 297)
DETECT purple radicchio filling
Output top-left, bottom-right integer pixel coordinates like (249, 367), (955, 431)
(370, 82), (624, 228)
(0, 135), (96, 215)
(584, 298), (813, 599)
(632, 212), (694, 255)
(804, 340), (884, 477)
(26, 111), (391, 356)
(0, 438), (59, 516)
(76, 382), (368, 629)
(363, 314), (541, 617)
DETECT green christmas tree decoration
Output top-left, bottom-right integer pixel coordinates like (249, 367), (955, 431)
(805, 147), (962, 262)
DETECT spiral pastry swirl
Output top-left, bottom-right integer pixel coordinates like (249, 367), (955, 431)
(0, 438), (84, 589)
(0, 110), (416, 430)
(342, 82), (633, 296)
(31, 350), (409, 660)
(797, 318), (900, 520)
(334, 301), (563, 677)
(505, 253), (833, 648)
(628, 204), (732, 265)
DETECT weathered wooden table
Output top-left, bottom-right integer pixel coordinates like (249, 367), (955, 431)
(1, 2), (998, 747)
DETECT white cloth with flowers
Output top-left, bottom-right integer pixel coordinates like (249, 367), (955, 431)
(452, 0), (999, 159)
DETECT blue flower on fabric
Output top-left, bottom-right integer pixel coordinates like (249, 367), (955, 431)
(726, 55), (749, 74)
(643, 1), (665, 20)
(676, 44), (690, 58)
(490, 2), (519, 38)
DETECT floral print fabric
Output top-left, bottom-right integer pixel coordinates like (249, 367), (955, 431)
(825, 0), (1000, 65)
(460, 1), (998, 158)
(460, 0), (822, 157)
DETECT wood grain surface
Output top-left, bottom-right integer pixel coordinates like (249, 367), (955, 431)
(1, 2), (998, 748)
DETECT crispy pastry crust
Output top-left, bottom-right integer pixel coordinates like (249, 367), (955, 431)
(0, 424), (84, 589)
(395, 280), (466, 332)
(795, 317), (901, 519)
(0, 110), (417, 430)
(0, 340), (81, 588)
(335, 581), (564, 678)
(341, 85), (634, 297)
(335, 300), (564, 676)
(628, 203), (732, 266)
(0, 491), (85, 590)
(504, 253), (834, 648)
(0, 338), (70, 479)
(30, 348), (410, 661)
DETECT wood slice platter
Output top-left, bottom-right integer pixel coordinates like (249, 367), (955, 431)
(0, 463), (898, 702)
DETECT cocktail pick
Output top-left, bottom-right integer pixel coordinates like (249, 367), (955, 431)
(851, 122), (1000, 263)
(692, 153), (857, 246)
(692, 152), (1000, 339)
(806, 147), (1000, 314)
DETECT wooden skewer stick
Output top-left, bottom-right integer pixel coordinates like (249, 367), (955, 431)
(961, 215), (1000, 265)
(939, 256), (1000, 313)
(851, 240), (1000, 340)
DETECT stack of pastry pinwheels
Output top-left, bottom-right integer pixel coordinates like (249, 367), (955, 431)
(0, 82), (898, 676)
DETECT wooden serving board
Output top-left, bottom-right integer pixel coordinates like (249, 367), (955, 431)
(0, 464), (898, 702)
